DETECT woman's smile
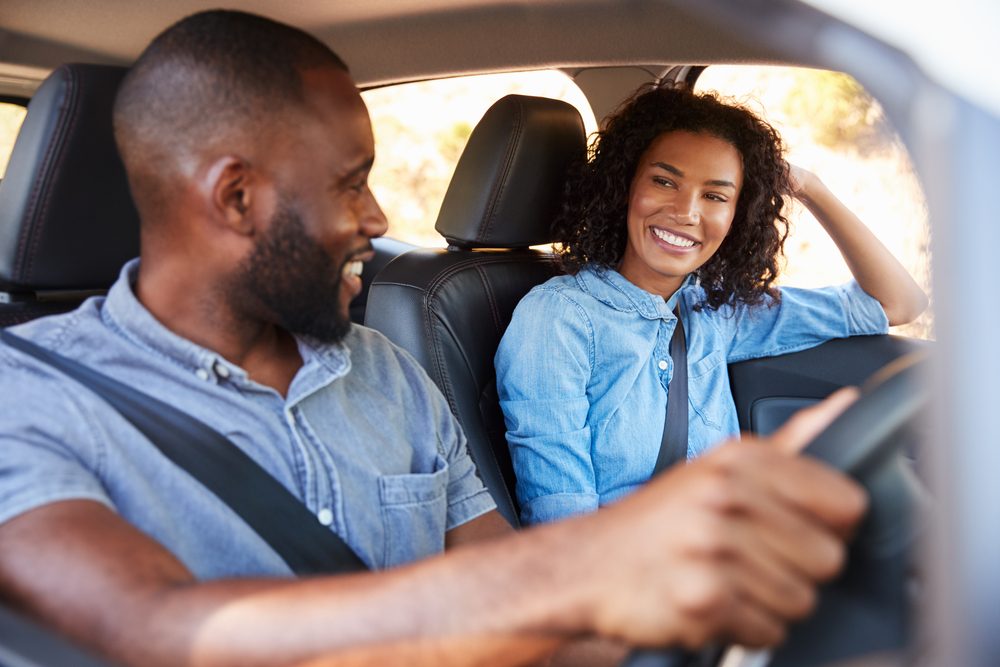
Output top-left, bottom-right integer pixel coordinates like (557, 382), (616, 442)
(649, 226), (700, 251)
(618, 130), (744, 298)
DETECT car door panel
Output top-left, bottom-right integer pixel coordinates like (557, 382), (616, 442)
(728, 335), (927, 435)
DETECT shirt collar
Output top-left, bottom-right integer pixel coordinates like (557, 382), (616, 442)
(101, 259), (352, 391)
(575, 264), (695, 320)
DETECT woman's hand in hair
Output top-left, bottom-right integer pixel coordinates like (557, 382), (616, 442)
(787, 163), (817, 199)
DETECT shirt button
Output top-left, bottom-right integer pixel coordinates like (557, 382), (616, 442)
(195, 368), (211, 381)
(317, 508), (334, 526)
(658, 360), (668, 370)
(214, 362), (230, 379)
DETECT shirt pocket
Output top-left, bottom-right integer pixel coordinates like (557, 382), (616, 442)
(687, 351), (726, 430)
(378, 453), (449, 569)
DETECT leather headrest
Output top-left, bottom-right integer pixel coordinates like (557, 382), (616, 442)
(0, 64), (139, 292)
(435, 94), (586, 249)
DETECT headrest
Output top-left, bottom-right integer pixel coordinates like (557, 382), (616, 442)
(435, 94), (586, 249)
(0, 64), (139, 292)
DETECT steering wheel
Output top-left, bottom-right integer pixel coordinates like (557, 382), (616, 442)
(622, 353), (930, 667)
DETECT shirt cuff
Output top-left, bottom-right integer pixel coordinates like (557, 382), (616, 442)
(840, 281), (890, 335)
(521, 492), (599, 526)
(446, 488), (497, 531)
(0, 489), (114, 529)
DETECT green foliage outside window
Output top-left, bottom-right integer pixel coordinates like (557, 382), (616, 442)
(779, 70), (890, 155)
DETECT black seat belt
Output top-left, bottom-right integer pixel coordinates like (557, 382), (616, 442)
(0, 330), (368, 576)
(652, 307), (687, 475)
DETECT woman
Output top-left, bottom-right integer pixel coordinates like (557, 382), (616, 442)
(495, 85), (926, 526)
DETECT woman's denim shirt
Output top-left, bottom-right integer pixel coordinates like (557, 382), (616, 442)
(495, 265), (889, 525)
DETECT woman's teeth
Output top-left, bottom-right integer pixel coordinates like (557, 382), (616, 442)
(652, 228), (697, 248)
(343, 261), (363, 277)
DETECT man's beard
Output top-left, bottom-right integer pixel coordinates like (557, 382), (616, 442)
(233, 198), (354, 344)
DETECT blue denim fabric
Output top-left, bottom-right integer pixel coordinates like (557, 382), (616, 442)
(0, 260), (495, 577)
(495, 265), (889, 525)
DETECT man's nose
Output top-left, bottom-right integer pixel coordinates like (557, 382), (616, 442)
(362, 189), (389, 239)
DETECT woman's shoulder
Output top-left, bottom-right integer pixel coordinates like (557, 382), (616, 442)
(520, 271), (589, 306)
(508, 272), (600, 332)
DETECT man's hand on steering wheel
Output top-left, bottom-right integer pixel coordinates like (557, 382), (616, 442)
(565, 389), (868, 654)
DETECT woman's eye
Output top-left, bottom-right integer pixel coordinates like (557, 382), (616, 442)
(652, 176), (675, 188)
(705, 193), (728, 203)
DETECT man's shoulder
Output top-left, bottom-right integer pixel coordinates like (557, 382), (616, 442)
(1, 297), (107, 372)
(0, 299), (119, 448)
(335, 324), (434, 391)
(340, 324), (410, 368)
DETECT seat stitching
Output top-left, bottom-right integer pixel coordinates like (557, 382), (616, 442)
(422, 254), (558, 298)
(479, 100), (524, 244)
(474, 264), (502, 331)
(17, 69), (80, 284)
(424, 278), (517, 519)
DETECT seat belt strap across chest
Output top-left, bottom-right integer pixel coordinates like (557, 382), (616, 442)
(1, 329), (369, 576)
(653, 307), (688, 475)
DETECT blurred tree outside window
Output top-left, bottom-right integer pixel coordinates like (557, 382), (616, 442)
(0, 102), (28, 179)
(362, 71), (597, 248)
(696, 66), (933, 340)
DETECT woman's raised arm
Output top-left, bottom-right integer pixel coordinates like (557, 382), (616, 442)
(789, 165), (928, 326)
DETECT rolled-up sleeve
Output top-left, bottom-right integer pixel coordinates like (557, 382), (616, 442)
(0, 356), (113, 527)
(496, 288), (598, 525)
(437, 406), (498, 531)
(719, 281), (890, 363)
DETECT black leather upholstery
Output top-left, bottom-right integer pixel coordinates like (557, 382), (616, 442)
(0, 63), (138, 326)
(365, 95), (586, 526)
(350, 237), (417, 324)
(436, 94), (587, 249)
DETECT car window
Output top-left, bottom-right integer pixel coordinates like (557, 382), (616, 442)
(362, 71), (597, 248)
(0, 101), (27, 179)
(696, 66), (933, 340)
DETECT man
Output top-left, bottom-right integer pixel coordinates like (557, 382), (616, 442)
(0, 10), (865, 667)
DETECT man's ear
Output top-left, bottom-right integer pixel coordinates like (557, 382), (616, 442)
(202, 156), (257, 235)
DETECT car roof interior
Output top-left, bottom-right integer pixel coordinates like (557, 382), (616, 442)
(0, 0), (822, 108)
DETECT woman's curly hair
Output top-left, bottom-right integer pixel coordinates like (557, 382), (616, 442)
(553, 84), (791, 310)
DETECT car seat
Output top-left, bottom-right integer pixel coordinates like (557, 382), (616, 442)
(0, 63), (139, 327)
(364, 94), (587, 526)
(0, 63), (411, 328)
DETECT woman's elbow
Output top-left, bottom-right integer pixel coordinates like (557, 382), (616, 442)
(884, 289), (929, 326)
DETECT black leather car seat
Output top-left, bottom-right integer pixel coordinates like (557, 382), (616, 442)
(0, 63), (411, 328)
(364, 95), (587, 526)
(0, 64), (139, 327)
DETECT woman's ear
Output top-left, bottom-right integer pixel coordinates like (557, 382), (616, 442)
(202, 155), (256, 236)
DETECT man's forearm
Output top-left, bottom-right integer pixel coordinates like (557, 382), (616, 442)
(7, 501), (594, 667)
(168, 523), (592, 667)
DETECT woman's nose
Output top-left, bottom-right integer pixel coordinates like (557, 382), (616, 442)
(671, 193), (700, 225)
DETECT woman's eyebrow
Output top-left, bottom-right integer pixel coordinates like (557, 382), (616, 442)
(652, 161), (736, 189)
(652, 161), (683, 177)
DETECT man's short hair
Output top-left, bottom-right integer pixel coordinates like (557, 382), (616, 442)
(113, 10), (348, 216)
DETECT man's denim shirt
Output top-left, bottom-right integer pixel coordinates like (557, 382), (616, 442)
(0, 260), (495, 577)
(495, 265), (888, 526)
